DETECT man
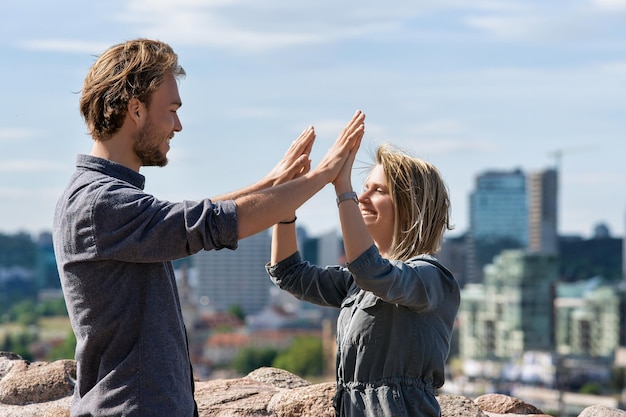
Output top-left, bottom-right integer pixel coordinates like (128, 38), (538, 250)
(53, 38), (365, 417)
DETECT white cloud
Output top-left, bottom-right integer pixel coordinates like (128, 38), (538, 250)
(408, 119), (466, 136)
(14, 0), (623, 54)
(18, 39), (111, 54)
(465, 15), (547, 41)
(0, 129), (40, 141)
(111, 0), (450, 51)
(596, 61), (626, 75)
(0, 186), (61, 199)
(403, 137), (495, 155)
(107, 0), (626, 52)
(464, 1), (626, 43)
(114, 0), (366, 51)
(0, 160), (65, 173)
(569, 170), (626, 186)
(592, 0), (626, 11)
(11, 0), (626, 54)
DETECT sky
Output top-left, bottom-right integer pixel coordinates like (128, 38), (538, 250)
(1, 0), (625, 240)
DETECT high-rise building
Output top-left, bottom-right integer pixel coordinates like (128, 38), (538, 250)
(466, 169), (527, 283)
(555, 279), (620, 358)
(470, 169), (528, 243)
(193, 230), (272, 315)
(458, 249), (558, 361)
(623, 205), (626, 280)
(527, 168), (558, 255)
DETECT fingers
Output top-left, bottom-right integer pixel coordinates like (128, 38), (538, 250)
(301, 127), (315, 155)
(339, 110), (365, 141)
(290, 126), (315, 155)
(265, 126), (316, 187)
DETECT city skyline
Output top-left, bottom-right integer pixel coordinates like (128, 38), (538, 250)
(1, 1), (625, 239)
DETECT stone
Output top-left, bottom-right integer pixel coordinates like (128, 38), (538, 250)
(578, 405), (626, 417)
(246, 367), (310, 389)
(0, 359), (75, 405)
(41, 407), (70, 417)
(195, 376), (279, 416)
(475, 393), (544, 414)
(438, 394), (488, 416)
(0, 353), (625, 417)
(0, 352), (22, 379)
(268, 381), (335, 417)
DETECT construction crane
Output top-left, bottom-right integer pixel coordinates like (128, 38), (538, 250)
(547, 145), (596, 172)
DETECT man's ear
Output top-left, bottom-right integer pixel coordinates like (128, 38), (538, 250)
(128, 98), (144, 125)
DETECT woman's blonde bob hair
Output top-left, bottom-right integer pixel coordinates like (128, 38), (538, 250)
(374, 144), (453, 260)
(79, 39), (186, 141)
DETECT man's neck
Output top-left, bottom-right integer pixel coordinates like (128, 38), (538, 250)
(91, 136), (141, 172)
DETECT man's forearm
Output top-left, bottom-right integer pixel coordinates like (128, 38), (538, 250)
(211, 177), (273, 203)
(235, 171), (328, 239)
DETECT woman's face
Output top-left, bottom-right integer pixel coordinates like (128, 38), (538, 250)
(359, 164), (395, 254)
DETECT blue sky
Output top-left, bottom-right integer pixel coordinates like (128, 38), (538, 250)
(1, 0), (625, 239)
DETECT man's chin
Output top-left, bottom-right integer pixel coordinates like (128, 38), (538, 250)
(140, 154), (168, 167)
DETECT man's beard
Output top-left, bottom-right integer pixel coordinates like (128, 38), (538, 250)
(133, 118), (168, 167)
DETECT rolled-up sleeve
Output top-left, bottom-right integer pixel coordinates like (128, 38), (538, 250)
(183, 199), (238, 253)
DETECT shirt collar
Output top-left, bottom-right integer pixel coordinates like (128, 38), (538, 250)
(76, 154), (146, 190)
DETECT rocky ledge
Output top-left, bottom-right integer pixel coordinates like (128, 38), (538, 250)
(0, 352), (624, 417)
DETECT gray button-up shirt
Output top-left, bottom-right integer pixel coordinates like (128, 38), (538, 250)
(53, 154), (238, 417)
(267, 245), (460, 417)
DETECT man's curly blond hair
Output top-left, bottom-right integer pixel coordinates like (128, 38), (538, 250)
(79, 39), (185, 141)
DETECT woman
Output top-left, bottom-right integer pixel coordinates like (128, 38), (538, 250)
(267, 142), (460, 417)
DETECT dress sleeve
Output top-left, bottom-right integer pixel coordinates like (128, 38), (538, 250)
(346, 245), (459, 311)
(266, 251), (354, 308)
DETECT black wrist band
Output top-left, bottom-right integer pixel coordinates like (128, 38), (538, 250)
(278, 216), (297, 224)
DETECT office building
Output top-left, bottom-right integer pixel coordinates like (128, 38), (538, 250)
(466, 169), (528, 283)
(527, 168), (558, 255)
(555, 279), (620, 358)
(193, 230), (272, 315)
(459, 249), (558, 360)
(623, 205), (626, 280)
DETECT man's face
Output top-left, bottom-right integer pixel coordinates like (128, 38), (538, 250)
(133, 73), (182, 167)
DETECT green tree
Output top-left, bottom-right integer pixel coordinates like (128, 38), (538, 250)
(47, 330), (76, 361)
(36, 298), (68, 317)
(4, 330), (36, 361)
(232, 347), (278, 375)
(272, 335), (323, 377)
(12, 299), (38, 326)
(0, 232), (37, 267)
(579, 382), (602, 395)
(228, 305), (245, 321)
